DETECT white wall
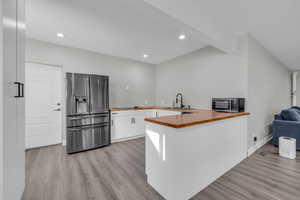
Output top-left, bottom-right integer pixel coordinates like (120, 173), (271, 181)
(296, 72), (300, 105)
(247, 35), (291, 148)
(26, 39), (156, 108)
(26, 35), (291, 152)
(26, 39), (156, 144)
(155, 46), (247, 108)
(0, 0), (3, 198)
(156, 35), (291, 151)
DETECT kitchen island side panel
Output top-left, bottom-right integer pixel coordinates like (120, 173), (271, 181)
(145, 116), (248, 200)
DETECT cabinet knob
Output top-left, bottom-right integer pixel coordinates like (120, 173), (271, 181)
(131, 117), (135, 124)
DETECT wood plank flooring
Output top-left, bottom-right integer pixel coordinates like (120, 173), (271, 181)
(22, 138), (300, 200)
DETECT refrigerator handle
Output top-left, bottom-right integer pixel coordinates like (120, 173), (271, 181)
(88, 76), (91, 113)
(73, 96), (77, 114)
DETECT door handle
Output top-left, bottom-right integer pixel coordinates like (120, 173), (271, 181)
(21, 83), (24, 97)
(14, 82), (24, 98)
(54, 108), (61, 111)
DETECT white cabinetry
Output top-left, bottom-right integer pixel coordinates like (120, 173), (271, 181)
(111, 109), (179, 142)
(155, 110), (181, 117)
(111, 114), (132, 140)
(111, 110), (153, 141)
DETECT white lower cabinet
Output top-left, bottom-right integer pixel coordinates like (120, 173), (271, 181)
(111, 110), (151, 141)
(111, 114), (132, 140)
(156, 110), (181, 117)
(111, 109), (179, 142)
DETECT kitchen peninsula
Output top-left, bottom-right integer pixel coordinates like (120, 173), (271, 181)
(144, 109), (250, 200)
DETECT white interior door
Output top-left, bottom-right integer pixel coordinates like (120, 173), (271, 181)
(25, 62), (62, 149)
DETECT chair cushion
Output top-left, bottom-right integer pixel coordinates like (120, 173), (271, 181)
(291, 106), (300, 114)
(274, 114), (283, 120)
(281, 109), (300, 121)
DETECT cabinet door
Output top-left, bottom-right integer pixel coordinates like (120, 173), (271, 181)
(157, 110), (180, 117)
(145, 110), (156, 118)
(129, 116), (137, 137)
(132, 111), (155, 137)
(134, 115), (147, 136)
(110, 117), (115, 139)
(111, 115), (131, 140)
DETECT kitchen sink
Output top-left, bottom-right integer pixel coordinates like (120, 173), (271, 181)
(181, 112), (193, 115)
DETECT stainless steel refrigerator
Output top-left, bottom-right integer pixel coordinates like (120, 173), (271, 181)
(66, 73), (110, 153)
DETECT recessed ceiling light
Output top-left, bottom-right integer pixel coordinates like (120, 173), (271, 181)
(178, 34), (186, 40)
(56, 33), (64, 38)
(143, 54), (148, 58)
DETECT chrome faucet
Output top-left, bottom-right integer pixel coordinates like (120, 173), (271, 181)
(175, 93), (184, 108)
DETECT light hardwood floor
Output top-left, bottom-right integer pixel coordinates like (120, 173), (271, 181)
(22, 138), (300, 200)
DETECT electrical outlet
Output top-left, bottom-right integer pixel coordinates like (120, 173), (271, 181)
(145, 99), (148, 105)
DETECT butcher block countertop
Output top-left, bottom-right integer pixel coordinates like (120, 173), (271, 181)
(111, 106), (195, 112)
(145, 109), (250, 128)
(111, 106), (250, 128)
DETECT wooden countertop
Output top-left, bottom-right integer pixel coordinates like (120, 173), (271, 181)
(111, 106), (198, 112)
(111, 106), (158, 111)
(144, 109), (250, 128)
(111, 106), (250, 128)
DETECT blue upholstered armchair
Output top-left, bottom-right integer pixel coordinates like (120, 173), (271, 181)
(272, 106), (300, 150)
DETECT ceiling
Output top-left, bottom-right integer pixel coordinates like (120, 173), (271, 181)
(26, 0), (209, 64)
(143, 0), (300, 70)
(246, 0), (300, 70)
(27, 0), (300, 69)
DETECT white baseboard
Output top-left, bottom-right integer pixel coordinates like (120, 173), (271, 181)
(62, 139), (66, 146)
(111, 134), (145, 143)
(247, 135), (273, 157)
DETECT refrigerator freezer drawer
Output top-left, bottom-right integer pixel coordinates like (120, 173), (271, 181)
(66, 123), (110, 153)
(67, 113), (109, 127)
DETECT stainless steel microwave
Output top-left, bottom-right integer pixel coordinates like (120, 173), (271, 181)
(212, 98), (245, 113)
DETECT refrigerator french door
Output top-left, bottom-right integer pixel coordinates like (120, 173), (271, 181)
(66, 73), (110, 154)
(66, 73), (90, 115)
(90, 75), (109, 114)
